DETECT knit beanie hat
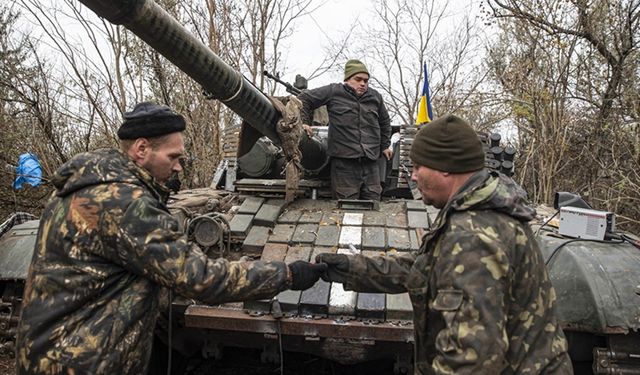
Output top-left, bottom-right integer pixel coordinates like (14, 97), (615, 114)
(344, 59), (369, 81)
(410, 114), (484, 173)
(117, 102), (186, 140)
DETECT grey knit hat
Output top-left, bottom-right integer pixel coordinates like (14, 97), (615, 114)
(410, 114), (484, 173)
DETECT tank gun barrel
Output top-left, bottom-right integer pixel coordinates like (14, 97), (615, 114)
(78, 0), (282, 143)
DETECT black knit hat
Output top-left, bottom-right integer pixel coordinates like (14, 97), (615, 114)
(117, 102), (186, 140)
(409, 114), (484, 173)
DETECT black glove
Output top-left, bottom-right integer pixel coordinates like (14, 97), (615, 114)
(315, 253), (349, 283)
(288, 261), (328, 291)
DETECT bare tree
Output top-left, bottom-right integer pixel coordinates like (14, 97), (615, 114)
(486, 0), (640, 230)
(0, 5), (59, 217)
(325, 0), (489, 127)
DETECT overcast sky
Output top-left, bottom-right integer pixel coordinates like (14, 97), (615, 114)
(284, 0), (366, 85)
(16, 0), (484, 97)
(282, 0), (483, 87)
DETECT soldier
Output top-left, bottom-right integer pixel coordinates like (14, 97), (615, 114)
(317, 115), (573, 374)
(299, 59), (392, 201)
(15, 102), (327, 374)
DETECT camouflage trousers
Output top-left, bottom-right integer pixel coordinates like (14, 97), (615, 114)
(330, 157), (382, 200)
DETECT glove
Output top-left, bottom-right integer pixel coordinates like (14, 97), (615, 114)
(288, 261), (328, 290)
(315, 253), (349, 283)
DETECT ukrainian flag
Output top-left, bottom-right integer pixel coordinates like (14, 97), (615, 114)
(416, 63), (433, 125)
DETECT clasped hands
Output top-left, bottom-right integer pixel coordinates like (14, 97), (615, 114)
(286, 253), (349, 290)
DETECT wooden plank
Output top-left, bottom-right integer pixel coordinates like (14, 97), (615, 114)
(276, 246), (312, 315)
(185, 306), (414, 343)
(243, 243), (288, 313)
(328, 247), (360, 317)
(356, 251), (386, 321)
(299, 247), (335, 317)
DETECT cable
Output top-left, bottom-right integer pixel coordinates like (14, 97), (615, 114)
(620, 233), (640, 249)
(270, 298), (284, 375)
(278, 319), (284, 375)
(535, 210), (559, 236)
(545, 237), (625, 266)
(166, 289), (172, 375)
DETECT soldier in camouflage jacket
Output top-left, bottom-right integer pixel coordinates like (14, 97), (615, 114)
(317, 115), (573, 374)
(16, 103), (326, 374)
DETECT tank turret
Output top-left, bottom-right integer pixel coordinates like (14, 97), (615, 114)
(0, 2), (634, 374)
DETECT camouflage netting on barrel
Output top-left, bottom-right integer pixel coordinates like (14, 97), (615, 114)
(269, 96), (303, 203)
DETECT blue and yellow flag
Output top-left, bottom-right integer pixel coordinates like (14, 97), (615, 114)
(415, 63), (433, 125)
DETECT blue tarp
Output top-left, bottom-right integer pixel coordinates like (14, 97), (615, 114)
(13, 153), (42, 189)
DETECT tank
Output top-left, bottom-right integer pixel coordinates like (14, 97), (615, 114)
(1, 0), (639, 373)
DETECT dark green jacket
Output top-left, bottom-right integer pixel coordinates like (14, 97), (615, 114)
(336, 170), (573, 374)
(299, 83), (391, 160)
(16, 149), (290, 374)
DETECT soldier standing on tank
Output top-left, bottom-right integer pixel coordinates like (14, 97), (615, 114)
(15, 102), (327, 375)
(299, 59), (392, 200)
(317, 115), (573, 374)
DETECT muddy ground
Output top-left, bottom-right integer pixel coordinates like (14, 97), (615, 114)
(158, 346), (400, 375)
(1, 346), (400, 375)
(0, 353), (13, 375)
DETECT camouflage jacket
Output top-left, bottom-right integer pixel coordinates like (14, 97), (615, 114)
(338, 170), (573, 374)
(16, 149), (290, 375)
(299, 83), (391, 160)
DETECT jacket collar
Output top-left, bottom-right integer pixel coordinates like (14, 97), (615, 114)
(342, 83), (368, 98)
(119, 149), (171, 203)
(419, 169), (491, 251)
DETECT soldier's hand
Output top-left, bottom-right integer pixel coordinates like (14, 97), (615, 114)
(288, 261), (328, 290)
(315, 253), (349, 283)
(382, 148), (393, 160)
(302, 124), (314, 138)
